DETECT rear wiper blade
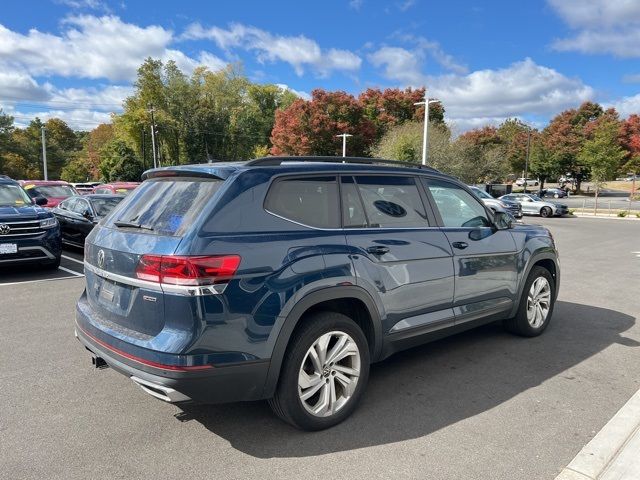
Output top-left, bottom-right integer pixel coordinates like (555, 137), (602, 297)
(113, 220), (154, 231)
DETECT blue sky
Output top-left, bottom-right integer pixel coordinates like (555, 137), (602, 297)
(1, 0), (639, 131)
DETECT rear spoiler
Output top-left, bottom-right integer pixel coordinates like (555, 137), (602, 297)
(142, 166), (231, 181)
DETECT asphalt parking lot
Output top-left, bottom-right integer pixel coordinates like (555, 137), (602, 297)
(1, 217), (639, 480)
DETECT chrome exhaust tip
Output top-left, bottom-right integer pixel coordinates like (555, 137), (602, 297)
(130, 376), (190, 403)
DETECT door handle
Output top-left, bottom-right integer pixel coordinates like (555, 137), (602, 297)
(366, 245), (390, 255)
(452, 241), (468, 250)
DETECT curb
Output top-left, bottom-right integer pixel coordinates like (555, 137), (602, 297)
(555, 388), (640, 480)
(570, 213), (640, 221)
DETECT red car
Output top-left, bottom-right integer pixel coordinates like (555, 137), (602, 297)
(19, 180), (78, 208)
(92, 182), (140, 195)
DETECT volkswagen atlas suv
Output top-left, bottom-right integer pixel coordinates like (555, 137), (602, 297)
(0, 176), (61, 268)
(76, 157), (560, 431)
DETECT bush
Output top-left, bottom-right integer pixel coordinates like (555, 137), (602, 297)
(636, 212), (640, 218)
(568, 209), (576, 215)
(617, 211), (628, 217)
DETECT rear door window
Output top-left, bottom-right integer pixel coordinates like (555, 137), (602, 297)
(353, 175), (428, 228)
(264, 176), (339, 229)
(108, 177), (223, 236)
(341, 176), (367, 228)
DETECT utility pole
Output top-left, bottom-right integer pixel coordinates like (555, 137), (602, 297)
(41, 126), (48, 180)
(148, 104), (158, 169)
(336, 133), (352, 157)
(524, 129), (531, 194)
(141, 127), (146, 171)
(414, 90), (440, 165)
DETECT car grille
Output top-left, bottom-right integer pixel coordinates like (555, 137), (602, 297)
(0, 219), (45, 238)
(505, 203), (522, 215)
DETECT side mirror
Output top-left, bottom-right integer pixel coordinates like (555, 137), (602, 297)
(82, 209), (94, 221)
(34, 196), (48, 206)
(493, 211), (514, 230)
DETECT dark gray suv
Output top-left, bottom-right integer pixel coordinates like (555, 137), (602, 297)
(76, 157), (559, 431)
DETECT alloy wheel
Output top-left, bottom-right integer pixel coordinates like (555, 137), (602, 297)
(298, 331), (361, 417)
(526, 277), (551, 328)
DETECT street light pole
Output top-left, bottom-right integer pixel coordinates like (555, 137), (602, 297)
(414, 91), (440, 165)
(524, 129), (531, 194)
(148, 104), (158, 169)
(41, 126), (48, 181)
(336, 133), (352, 157)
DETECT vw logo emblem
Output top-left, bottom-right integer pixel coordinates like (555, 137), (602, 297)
(97, 249), (105, 269)
(0, 224), (10, 235)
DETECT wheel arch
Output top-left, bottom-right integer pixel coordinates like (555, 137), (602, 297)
(262, 286), (382, 398)
(511, 252), (560, 317)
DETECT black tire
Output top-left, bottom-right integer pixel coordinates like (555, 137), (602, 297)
(268, 311), (370, 431)
(42, 256), (61, 270)
(534, 182), (539, 186)
(540, 206), (552, 217)
(503, 266), (555, 337)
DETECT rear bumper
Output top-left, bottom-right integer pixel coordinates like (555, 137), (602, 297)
(75, 322), (270, 404)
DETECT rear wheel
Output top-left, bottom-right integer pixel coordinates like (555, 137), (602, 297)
(504, 266), (555, 337)
(540, 206), (552, 217)
(269, 311), (370, 430)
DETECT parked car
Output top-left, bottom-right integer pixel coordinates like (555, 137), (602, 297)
(468, 186), (523, 218)
(515, 177), (539, 187)
(20, 180), (77, 208)
(0, 176), (61, 269)
(71, 182), (102, 195)
(624, 175), (639, 182)
(52, 194), (125, 248)
(500, 193), (569, 217)
(539, 188), (568, 199)
(92, 182), (140, 195)
(76, 157), (560, 431)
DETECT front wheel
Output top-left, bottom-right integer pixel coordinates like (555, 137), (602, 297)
(540, 206), (552, 217)
(269, 311), (370, 430)
(504, 266), (555, 337)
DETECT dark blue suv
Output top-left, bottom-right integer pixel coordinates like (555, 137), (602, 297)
(76, 157), (560, 430)
(0, 176), (61, 268)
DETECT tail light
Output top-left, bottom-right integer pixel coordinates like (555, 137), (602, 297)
(136, 255), (241, 286)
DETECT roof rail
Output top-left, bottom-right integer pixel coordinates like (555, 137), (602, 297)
(245, 156), (439, 172)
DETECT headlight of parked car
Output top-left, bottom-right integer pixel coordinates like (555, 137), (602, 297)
(39, 217), (58, 229)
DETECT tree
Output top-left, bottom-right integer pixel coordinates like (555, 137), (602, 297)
(496, 118), (531, 174)
(578, 118), (626, 209)
(619, 114), (640, 173)
(0, 110), (15, 174)
(270, 89), (376, 156)
(99, 139), (143, 182)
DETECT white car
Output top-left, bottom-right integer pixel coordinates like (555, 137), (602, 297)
(515, 177), (539, 187)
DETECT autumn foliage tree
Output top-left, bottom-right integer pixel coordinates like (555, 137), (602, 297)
(270, 89), (376, 156)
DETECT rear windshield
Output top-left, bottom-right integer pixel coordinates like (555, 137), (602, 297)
(91, 197), (124, 217)
(28, 185), (76, 198)
(108, 177), (223, 236)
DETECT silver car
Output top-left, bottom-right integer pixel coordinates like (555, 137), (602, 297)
(468, 186), (523, 218)
(499, 193), (569, 217)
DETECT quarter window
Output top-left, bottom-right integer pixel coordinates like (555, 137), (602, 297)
(265, 176), (339, 229)
(423, 179), (490, 228)
(353, 176), (428, 228)
(340, 176), (367, 228)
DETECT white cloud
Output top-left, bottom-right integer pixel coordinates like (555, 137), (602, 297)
(608, 93), (640, 118)
(0, 71), (51, 101)
(349, 0), (363, 10)
(0, 15), (226, 82)
(623, 73), (640, 83)
(369, 55), (596, 131)
(55, 0), (109, 11)
(369, 35), (467, 77)
(368, 46), (424, 85)
(275, 84), (311, 100)
(398, 0), (416, 12)
(182, 23), (362, 76)
(549, 0), (640, 57)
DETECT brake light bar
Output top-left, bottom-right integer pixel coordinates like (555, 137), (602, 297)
(136, 255), (241, 286)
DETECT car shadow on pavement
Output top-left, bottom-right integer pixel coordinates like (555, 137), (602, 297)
(176, 301), (638, 458)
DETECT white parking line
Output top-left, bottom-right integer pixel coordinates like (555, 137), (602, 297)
(0, 275), (80, 286)
(58, 265), (84, 277)
(62, 254), (84, 265)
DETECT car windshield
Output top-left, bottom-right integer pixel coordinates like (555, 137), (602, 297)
(90, 197), (124, 217)
(470, 187), (492, 199)
(529, 195), (543, 202)
(0, 184), (32, 206)
(30, 185), (76, 197)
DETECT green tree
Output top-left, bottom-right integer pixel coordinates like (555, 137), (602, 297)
(578, 118), (627, 208)
(99, 139), (143, 182)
